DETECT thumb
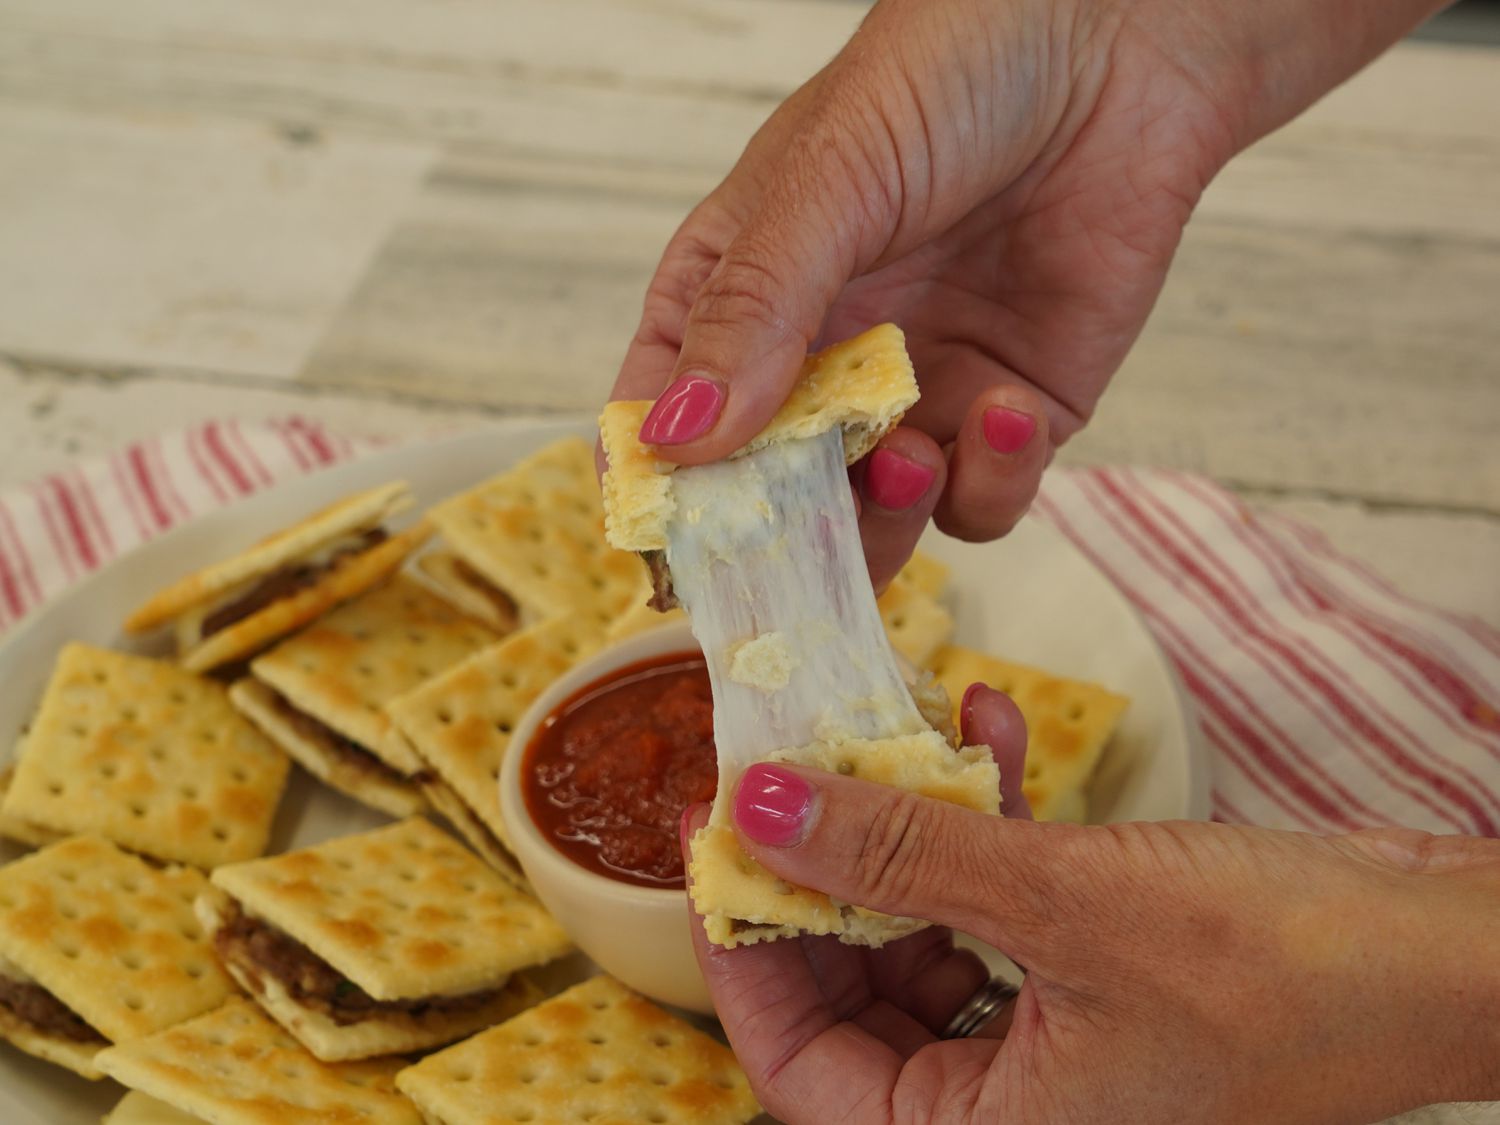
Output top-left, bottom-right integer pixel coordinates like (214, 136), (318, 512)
(636, 142), (896, 464)
(728, 761), (1101, 965)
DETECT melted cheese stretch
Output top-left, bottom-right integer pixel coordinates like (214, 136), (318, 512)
(666, 429), (927, 790)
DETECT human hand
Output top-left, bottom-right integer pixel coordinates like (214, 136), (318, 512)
(686, 698), (1500, 1123)
(608, 0), (1448, 589)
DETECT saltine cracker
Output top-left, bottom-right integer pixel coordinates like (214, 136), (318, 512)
(228, 679), (427, 819)
(428, 437), (645, 623)
(97, 998), (426, 1124)
(396, 975), (760, 1125)
(928, 644), (1129, 822)
(2, 645), (289, 868)
(208, 817), (571, 1003)
(249, 574), (501, 777)
(600, 323), (918, 552)
(124, 481), (412, 633)
(0, 837), (234, 1076)
(415, 549), (521, 635)
(177, 523), (432, 673)
(387, 613), (605, 860)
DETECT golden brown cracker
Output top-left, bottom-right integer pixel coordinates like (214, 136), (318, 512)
(601, 324), (918, 551)
(2, 645), (289, 868)
(415, 550), (522, 635)
(387, 613), (605, 856)
(96, 998), (426, 1122)
(209, 818), (570, 1002)
(179, 522), (432, 673)
(125, 481), (413, 633)
(927, 644), (1129, 822)
(0, 837), (234, 1053)
(429, 438), (644, 622)
(228, 679), (428, 819)
(878, 575), (955, 668)
(249, 573), (499, 776)
(396, 976), (760, 1125)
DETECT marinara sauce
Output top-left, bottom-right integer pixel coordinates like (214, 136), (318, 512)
(521, 652), (716, 889)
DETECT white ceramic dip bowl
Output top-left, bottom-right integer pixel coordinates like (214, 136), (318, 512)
(499, 621), (714, 1015)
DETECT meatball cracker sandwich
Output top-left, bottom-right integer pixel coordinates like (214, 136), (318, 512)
(98, 998), (426, 1124)
(600, 324), (1002, 949)
(196, 817), (567, 1060)
(124, 481), (430, 673)
(0, 837), (235, 1079)
(230, 575), (502, 818)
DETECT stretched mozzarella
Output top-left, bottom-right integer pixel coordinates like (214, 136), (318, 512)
(666, 429), (926, 792)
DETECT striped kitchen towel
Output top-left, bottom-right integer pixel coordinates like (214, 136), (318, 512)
(0, 419), (1495, 837)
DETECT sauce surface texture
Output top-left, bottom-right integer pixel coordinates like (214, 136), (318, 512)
(522, 652), (716, 888)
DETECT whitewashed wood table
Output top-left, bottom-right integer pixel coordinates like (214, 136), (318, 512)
(0, 5), (1496, 1122)
(0, 0), (1497, 626)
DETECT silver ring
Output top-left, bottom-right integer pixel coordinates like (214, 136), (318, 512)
(940, 976), (1021, 1039)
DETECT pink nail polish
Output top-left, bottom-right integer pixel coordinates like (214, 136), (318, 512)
(864, 448), (936, 511)
(733, 764), (814, 847)
(982, 407), (1036, 455)
(639, 375), (725, 446)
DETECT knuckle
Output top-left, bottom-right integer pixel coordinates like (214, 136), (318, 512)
(853, 791), (939, 907)
(692, 250), (796, 339)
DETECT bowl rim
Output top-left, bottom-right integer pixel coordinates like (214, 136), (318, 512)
(498, 620), (706, 906)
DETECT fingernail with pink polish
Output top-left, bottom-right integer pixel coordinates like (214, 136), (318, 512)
(864, 448), (936, 511)
(733, 764), (815, 847)
(639, 375), (725, 446)
(982, 407), (1036, 455)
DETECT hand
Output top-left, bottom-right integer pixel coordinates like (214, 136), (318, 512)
(686, 700), (1500, 1123)
(608, 0), (1448, 589)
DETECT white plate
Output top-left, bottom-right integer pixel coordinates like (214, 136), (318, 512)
(0, 417), (1206, 1123)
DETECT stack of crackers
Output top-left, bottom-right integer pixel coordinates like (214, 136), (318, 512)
(0, 429), (1125, 1120)
(0, 446), (765, 1122)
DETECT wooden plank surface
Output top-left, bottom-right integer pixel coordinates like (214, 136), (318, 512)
(0, 0), (1495, 621)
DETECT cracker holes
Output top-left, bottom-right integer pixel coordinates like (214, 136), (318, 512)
(169, 690), (188, 706)
(120, 877), (141, 893)
(509, 1111), (535, 1123)
(58, 904), (79, 920)
(356, 664), (375, 679)
(333, 857), (356, 871)
(584, 1032), (606, 1046)
(179, 923), (199, 941)
(415, 666), (435, 679)
(584, 1066), (604, 1084)
(397, 869), (417, 883)
(100, 764), (119, 780)
(500, 672), (518, 689)
(46, 780), (65, 797)
(521, 1032), (543, 1047)
(122, 953), (144, 971)
(1065, 702), (1086, 721)
(437, 709), (454, 725)
(185, 963), (207, 980)
(519, 1069), (538, 1085)
(889, 614), (906, 629)
(450, 1067), (476, 1083)
(649, 1033), (672, 1048)
(530, 562), (549, 578)
(1025, 764), (1042, 780)
(150, 747), (169, 763)
(712, 1074), (736, 1090)
(836, 760), (854, 776)
(494, 719), (513, 735)
(57, 869), (77, 884)
(179, 784), (200, 801)
(211, 827), (229, 842)
(129, 801), (147, 819)
(647, 1112), (668, 1124)
(59, 943), (80, 960)
(230, 765), (249, 782)
(68, 723), (87, 738)
(123, 995), (144, 1012)
(648, 1070), (671, 1087)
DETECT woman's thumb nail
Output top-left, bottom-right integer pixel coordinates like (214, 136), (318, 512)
(733, 764), (815, 847)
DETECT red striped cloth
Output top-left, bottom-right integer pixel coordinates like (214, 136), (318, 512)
(1, 420), (1495, 837)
